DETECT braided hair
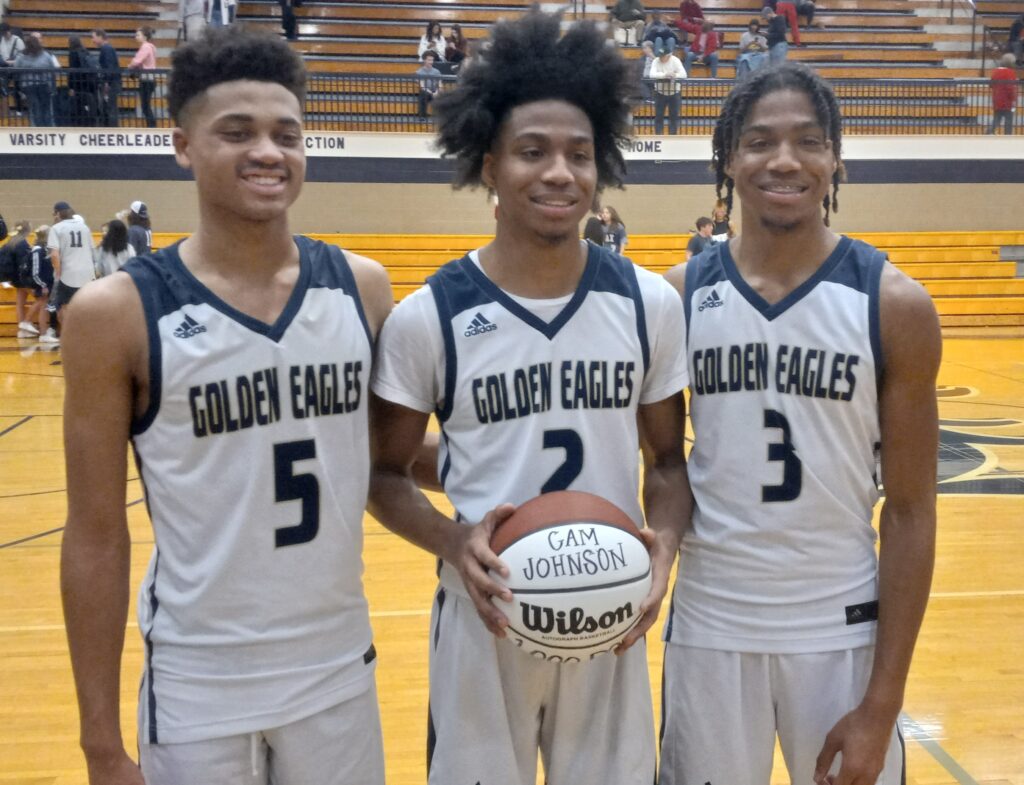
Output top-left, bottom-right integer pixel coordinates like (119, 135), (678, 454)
(432, 10), (632, 192)
(711, 62), (845, 226)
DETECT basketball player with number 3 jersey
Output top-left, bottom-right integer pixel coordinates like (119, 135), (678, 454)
(369, 12), (692, 785)
(60, 28), (392, 785)
(659, 63), (941, 785)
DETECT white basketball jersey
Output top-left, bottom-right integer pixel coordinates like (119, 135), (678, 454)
(665, 236), (885, 654)
(125, 237), (376, 744)
(47, 215), (95, 288)
(373, 245), (688, 598)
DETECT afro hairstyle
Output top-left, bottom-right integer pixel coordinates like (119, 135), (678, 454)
(432, 10), (632, 192)
(168, 26), (306, 125)
(711, 61), (846, 226)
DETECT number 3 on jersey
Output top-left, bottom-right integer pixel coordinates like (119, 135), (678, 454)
(762, 409), (802, 502)
(273, 439), (320, 547)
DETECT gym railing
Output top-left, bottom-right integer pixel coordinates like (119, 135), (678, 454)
(1, 68), (1020, 135)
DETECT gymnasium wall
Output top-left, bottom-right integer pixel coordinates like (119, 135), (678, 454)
(2, 133), (1022, 235)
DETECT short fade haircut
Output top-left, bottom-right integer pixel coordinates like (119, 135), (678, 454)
(168, 26), (306, 124)
(711, 61), (845, 226)
(432, 10), (632, 192)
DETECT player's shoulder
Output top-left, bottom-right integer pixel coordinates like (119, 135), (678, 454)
(62, 272), (146, 360)
(665, 242), (726, 300)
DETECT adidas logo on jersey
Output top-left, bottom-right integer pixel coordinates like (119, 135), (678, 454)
(697, 289), (724, 312)
(173, 315), (207, 339)
(464, 312), (497, 337)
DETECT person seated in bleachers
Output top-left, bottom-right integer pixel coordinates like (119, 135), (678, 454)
(419, 21), (447, 62)
(673, 0), (704, 29)
(736, 18), (768, 80)
(643, 12), (678, 55)
(416, 52), (441, 118)
(637, 40), (656, 100)
(609, 0), (647, 46)
(446, 24), (468, 65)
(1009, 14), (1023, 66)
(1, 23), (27, 115)
(683, 20), (720, 78)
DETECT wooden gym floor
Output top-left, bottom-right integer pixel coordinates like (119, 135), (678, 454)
(0, 334), (1021, 785)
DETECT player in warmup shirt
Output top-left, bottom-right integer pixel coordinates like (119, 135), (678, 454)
(369, 11), (692, 785)
(44, 202), (95, 344)
(60, 28), (392, 785)
(659, 62), (941, 785)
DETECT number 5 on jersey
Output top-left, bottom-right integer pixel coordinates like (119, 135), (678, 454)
(274, 439), (320, 547)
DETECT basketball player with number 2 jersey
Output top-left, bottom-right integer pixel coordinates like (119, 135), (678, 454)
(659, 63), (941, 785)
(60, 28), (392, 785)
(369, 12), (692, 785)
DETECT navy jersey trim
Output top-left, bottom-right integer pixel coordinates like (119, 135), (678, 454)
(459, 243), (602, 340)
(438, 428), (452, 488)
(719, 235), (855, 321)
(624, 260), (652, 374)
(144, 548), (160, 743)
(162, 237), (312, 343)
(866, 248), (886, 386)
(682, 244), (727, 335)
(426, 267), (462, 423)
(322, 243), (373, 349)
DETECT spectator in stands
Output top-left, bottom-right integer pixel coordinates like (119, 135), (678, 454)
(279, 0), (299, 41)
(797, 0), (824, 29)
(91, 29), (121, 127)
(180, 0), (207, 42)
(610, 0), (647, 46)
(683, 20), (720, 78)
(674, 0), (704, 28)
(637, 40), (656, 100)
(67, 36), (99, 126)
(129, 26), (158, 127)
(643, 11), (678, 54)
(416, 52), (442, 117)
(446, 24), (468, 65)
(1009, 14), (1023, 66)
(987, 53), (1018, 135)
(766, 0), (802, 46)
(419, 21), (447, 62)
(600, 206), (628, 254)
(685, 216), (715, 259)
(127, 200), (152, 254)
(208, 0), (237, 27)
(762, 7), (790, 66)
(650, 39), (686, 134)
(736, 18), (768, 80)
(1, 23), (27, 115)
(13, 35), (56, 127)
(93, 219), (136, 277)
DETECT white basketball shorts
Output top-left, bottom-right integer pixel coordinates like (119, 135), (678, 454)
(139, 681), (384, 785)
(658, 644), (906, 785)
(427, 587), (656, 785)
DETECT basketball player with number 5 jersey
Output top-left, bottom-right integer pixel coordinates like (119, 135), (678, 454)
(60, 28), (393, 785)
(369, 12), (692, 785)
(659, 63), (941, 785)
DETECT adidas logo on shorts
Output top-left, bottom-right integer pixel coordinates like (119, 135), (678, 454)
(173, 314), (207, 339)
(697, 289), (724, 312)
(464, 312), (497, 337)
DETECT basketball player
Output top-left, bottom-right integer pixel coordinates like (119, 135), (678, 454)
(369, 12), (691, 785)
(44, 201), (95, 343)
(659, 62), (940, 785)
(60, 28), (391, 785)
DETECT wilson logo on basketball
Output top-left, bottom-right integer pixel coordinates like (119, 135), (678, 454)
(518, 602), (636, 635)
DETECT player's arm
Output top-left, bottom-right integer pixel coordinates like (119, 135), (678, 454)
(815, 266), (941, 785)
(618, 391), (692, 652)
(368, 395), (514, 635)
(60, 275), (147, 785)
(49, 245), (62, 280)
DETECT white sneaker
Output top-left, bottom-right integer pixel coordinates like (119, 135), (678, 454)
(18, 321), (39, 335)
(39, 329), (60, 344)
(17, 329), (36, 338)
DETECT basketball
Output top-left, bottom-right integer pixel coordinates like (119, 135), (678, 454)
(489, 491), (652, 663)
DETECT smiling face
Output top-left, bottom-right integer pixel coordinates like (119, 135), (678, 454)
(726, 88), (837, 233)
(173, 80), (306, 226)
(482, 99), (597, 246)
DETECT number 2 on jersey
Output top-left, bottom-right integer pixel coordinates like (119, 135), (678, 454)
(273, 439), (320, 547)
(541, 428), (583, 493)
(762, 409), (802, 502)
